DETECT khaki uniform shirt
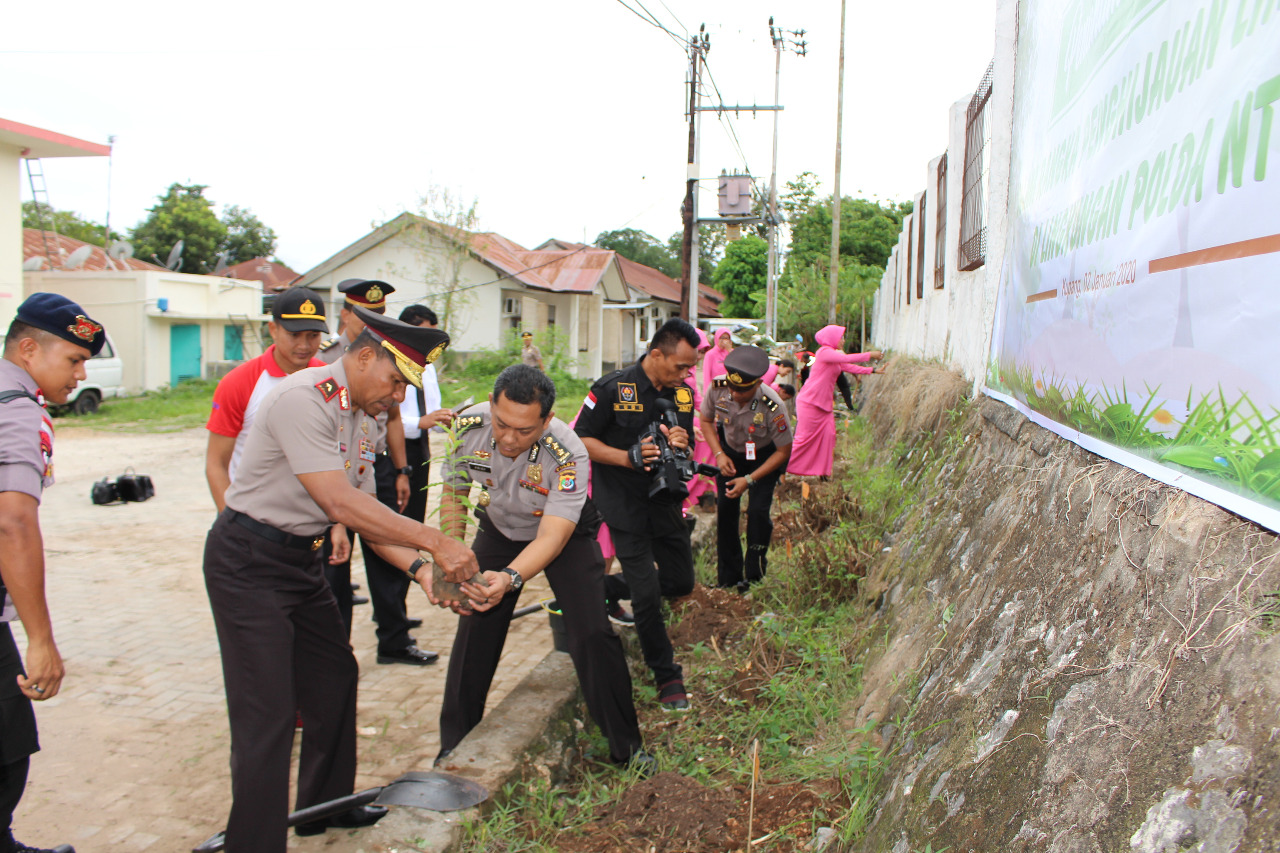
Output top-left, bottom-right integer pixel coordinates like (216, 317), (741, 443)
(441, 402), (588, 542)
(316, 330), (350, 366)
(0, 359), (55, 622)
(224, 357), (376, 536)
(521, 344), (543, 369)
(318, 332), (390, 452)
(701, 379), (793, 453)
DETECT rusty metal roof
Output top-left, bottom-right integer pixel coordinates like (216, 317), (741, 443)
(22, 229), (165, 272)
(221, 257), (300, 291)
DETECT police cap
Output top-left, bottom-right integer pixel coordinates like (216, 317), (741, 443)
(723, 345), (769, 388)
(14, 292), (106, 356)
(272, 287), (328, 333)
(353, 305), (449, 389)
(338, 279), (394, 312)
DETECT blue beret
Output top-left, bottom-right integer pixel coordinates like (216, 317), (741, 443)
(15, 292), (106, 356)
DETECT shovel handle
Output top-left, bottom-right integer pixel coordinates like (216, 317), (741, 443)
(191, 787), (383, 853)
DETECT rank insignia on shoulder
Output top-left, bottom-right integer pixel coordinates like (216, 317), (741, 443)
(541, 435), (572, 466)
(315, 378), (339, 401)
(764, 396), (779, 412)
(455, 415), (483, 435)
(319, 338), (339, 352)
(714, 377), (729, 387)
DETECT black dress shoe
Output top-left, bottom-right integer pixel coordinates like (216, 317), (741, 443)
(406, 617), (423, 629)
(376, 645), (439, 665)
(353, 595), (370, 605)
(295, 804), (388, 836)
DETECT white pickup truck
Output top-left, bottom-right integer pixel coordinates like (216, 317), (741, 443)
(62, 333), (126, 415)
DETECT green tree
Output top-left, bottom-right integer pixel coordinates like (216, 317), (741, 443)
(785, 196), (911, 275)
(130, 183), (227, 274)
(713, 234), (768, 318)
(664, 224), (723, 284)
(21, 202), (120, 246)
(219, 205), (277, 265)
(595, 228), (680, 279)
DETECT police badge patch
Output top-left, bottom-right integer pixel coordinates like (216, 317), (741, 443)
(557, 468), (577, 492)
(614, 382), (643, 412)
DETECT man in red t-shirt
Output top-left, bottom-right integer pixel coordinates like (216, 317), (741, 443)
(206, 288), (332, 512)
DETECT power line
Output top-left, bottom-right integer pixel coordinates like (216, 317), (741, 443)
(611, 0), (685, 49)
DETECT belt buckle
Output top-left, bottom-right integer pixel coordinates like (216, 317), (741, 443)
(311, 536), (324, 551)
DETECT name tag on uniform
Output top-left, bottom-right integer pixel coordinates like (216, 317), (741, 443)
(745, 441), (757, 461)
(359, 437), (376, 462)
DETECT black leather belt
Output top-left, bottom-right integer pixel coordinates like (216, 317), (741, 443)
(226, 509), (325, 551)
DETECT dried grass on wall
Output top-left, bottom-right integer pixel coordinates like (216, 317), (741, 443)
(859, 355), (970, 446)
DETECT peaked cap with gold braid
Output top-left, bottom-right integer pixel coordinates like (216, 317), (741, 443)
(351, 305), (448, 389)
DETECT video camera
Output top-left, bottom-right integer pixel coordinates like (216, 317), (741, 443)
(631, 397), (719, 501)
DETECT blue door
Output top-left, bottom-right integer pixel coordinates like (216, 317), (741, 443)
(170, 325), (202, 386)
(223, 325), (244, 361)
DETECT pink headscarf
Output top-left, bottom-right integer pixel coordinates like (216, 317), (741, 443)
(695, 329), (711, 352)
(814, 324), (846, 349)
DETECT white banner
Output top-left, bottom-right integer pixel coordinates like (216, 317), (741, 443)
(988, 0), (1280, 531)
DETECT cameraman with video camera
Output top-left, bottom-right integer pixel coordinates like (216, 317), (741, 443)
(575, 319), (702, 711)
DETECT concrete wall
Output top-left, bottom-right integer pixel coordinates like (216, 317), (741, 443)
(872, 0), (1018, 387)
(23, 270), (265, 392)
(0, 145), (21, 330)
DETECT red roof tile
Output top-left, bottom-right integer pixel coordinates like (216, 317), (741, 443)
(22, 229), (164, 272)
(221, 257), (300, 291)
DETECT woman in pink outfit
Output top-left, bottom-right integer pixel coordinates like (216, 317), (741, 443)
(702, 328), (732, 393)
(684, 330), (717, 511)
(788, 325), (884, 477)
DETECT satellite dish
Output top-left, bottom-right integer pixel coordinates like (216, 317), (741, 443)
(22, 257), (46, 271)
(165, 240), (184, 271)
(213, 251), (229, 275)
(64, 245), (93, 270)
(109, 241), (134, 260)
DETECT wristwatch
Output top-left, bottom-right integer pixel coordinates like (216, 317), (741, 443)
(744, 474), (755, 487)
(397, 466), (413, 477)
(406, 555), (428, 581)
(500, 567), (524, 593)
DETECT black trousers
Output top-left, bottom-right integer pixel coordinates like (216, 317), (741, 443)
(360, 455), (416, 654)
(603, 504), (695, 688)
(439, 518), (641, 764)
(715, 440), (784, 587)
(402, 440), (432, 524)
(203, 512), (358, 853)
(0, 624), (37, 834)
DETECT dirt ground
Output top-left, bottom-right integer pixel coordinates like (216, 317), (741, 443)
(10, 423), (556, 851)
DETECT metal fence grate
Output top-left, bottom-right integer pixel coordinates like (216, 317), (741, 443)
(958, 61), (994, 271)
(916, 193), (926, 300)
(935, 153), (947, 288)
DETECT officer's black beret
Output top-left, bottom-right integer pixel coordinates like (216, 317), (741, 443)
(14, 292), (106, 356)
(338, 279), (394, 312)
(353, 305), (449, 389)
(724, 345), (769, 387)
(272, 287), (328, 333)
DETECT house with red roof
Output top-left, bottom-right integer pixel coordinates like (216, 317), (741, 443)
(219, 257), (300, 292)
(295, 213), (633, 378)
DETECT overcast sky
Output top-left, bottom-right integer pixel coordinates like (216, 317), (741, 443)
(2, 0), (996, 273)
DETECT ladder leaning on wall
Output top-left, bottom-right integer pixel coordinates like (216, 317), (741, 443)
(25, 159), (61, 269)
(226, 314), (265, 360)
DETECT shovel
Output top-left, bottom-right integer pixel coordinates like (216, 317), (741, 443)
(191, 771), (488, 853)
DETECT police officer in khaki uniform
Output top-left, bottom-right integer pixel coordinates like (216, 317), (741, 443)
(202, 307), (474, 852)
(700, 346), (793, 590)
(433, 365), (651, 774)
(0, 293), (100, 853)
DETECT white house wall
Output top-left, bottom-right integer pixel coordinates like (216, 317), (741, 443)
(871, 0), (1017, 388)
(0, 145), (19, 330)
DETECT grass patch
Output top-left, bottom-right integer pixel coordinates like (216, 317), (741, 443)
(56, 379), (217, 433)
(458, 415), (918, 851)
(439, 366), (590, 423)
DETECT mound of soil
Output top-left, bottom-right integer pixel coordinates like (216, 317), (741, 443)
(558, 772), (844, 853)
(669, 585), (755, 648)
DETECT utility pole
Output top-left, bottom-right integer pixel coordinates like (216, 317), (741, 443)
(766, 18), (806, 342)
(829, 0), (847, 324)
(680, 25), (709, 323)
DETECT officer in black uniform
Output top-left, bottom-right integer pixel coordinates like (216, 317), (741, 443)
(574, 318), (699, 711)
(0, 294), (100, 853)
(699, 346), (793, 590)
